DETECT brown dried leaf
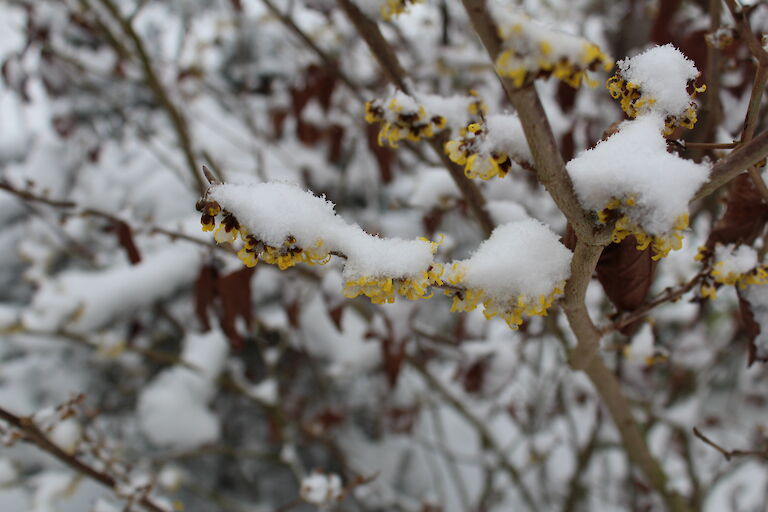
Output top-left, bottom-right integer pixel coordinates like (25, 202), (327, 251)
(597, 235), (657, 313)
(366, 124), (394, 183)
(194, 264), (217, 332)
(112, 219), (141, 265)
(707, 174), (768, 249)
(216, 266), (255, 351)
(737, 290), (765, 367)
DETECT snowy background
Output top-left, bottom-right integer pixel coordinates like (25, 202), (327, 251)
(1, 0), (768, 511)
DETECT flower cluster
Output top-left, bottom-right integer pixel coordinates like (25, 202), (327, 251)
(445, 123), (513, 180)
(605, 44), (705, 135)
(378, 0), (423, 20)
(196, 199), (331, 270)
(606, 76), (704, 135)
(444, 113), (531, 180)
(343, 237), (444, 304)
(597, 196), (688, 260)
(443, 263), (564, 329)
(365, 92), (447, 148)
(491, 9), (612, 88)
(696, 244), (768, 300)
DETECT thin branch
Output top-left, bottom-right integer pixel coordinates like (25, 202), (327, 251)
(0, 179), (231, 254)
(408, 356), (539, 509)
(607, 271), (708, 334)
(693, 427), (768, 462)
(457, 3), (690, 510)
(0, 406), (168, 512)
(259, 0), (365, 102)
(90, 0), (204, 192)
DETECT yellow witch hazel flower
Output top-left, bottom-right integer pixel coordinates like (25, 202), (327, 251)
(606, 44), (705, 135)
(442, 220), (572, 330)
(378, 0), (423, 20)
(710, 244), (768, 289)
(445, 114), (532, 180)
(597, 196), (689, 260)
(365, 90), (486, 148)
(445, 260), (565, 329)
(489, 6), (612, 88)
(342, 236), (444, 304)
(365, 91), (447, 148)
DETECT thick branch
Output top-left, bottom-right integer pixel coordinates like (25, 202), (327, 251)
(459, 0), (596, 241)
(694, 127), (768, 200)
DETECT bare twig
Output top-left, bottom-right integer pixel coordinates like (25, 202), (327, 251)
(693, 427), (768, 461)
(0, 406), (168, 512)
(88, 0), (204, 192)
(408, 356), (538, 509)
(607, 271), (708, 334)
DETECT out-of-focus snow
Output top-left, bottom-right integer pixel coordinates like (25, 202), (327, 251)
(22, 243), (202, 333)
(137, 330), (228, 449)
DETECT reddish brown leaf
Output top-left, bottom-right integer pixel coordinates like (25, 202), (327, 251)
(737, 290), (765, 367)
(194, 264), (217, 332)
(328, 304), (344, 331)
(597, 235), (657, 313)
(707, 174), (768, 249)
(366, 124), (394, 183)
(112, 220), (141, 265)
(455, 358), (488, 394)
(216, 266), (255, 351)
(326, 124), (345, 163)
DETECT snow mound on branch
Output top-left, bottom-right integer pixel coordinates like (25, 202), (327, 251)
(460, 219), (572, 301)
(566, 114), (709, 234)
(618, 44), (700, 118)
(137, 330), (228, 450)
(209, 182), (435, 280)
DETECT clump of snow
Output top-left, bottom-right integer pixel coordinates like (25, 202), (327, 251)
(0, 458), (17, 485)
(300, 471), (343, 505)
(616, 44), (700, 118)
(485, 114), (533, 162)
(459, 219), (572, 301)
(137, 330), (228, 450)
(566, 114), (710, 235)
